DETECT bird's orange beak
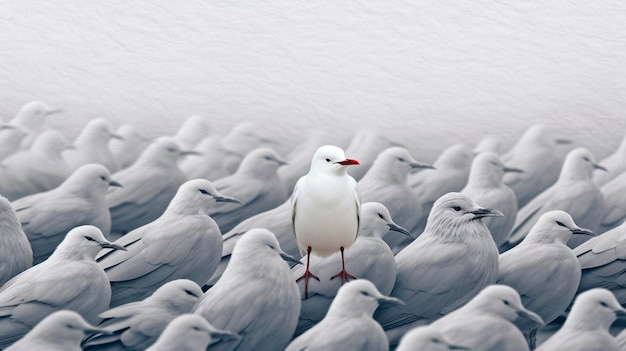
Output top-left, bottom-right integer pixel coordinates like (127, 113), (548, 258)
(338, 158), (360, 166)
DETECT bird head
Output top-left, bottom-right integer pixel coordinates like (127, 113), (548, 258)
(397, 326), (471, 351)
(567, 288), (626, 331)
(526, 210), (596, 245)
(168, 179), (241, 215)
(309, 145), (359, 176)
(62, 163), (122, 195)
(52, 225), (126, 261)
(155, 314), (239, 350)
(328, 279), (404, 318)
(359, 202), (412, 239)
(560, 148), (606, 180)
(22, 311), (110, 349)
(471, 285), (544, 327)
(148, 279), (204, 313)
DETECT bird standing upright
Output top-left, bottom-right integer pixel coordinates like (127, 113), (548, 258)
(292, 145), (360, 298)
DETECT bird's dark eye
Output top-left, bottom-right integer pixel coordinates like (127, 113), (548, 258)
(377, 213), (384, 219)
(184, 289), (199, 298)
(192, 326), (201, 331)
(583, 156), (590, 162)
(199, 189), (210, 195)
(361, 291), (370, 296)
(600, 301), (608, 307)
(84, 236), (96, 242)
(452, 206), (462, 211)
(397, 157), (405, 162)
(167, 147), (176, 152)
(100, 176), (106, 181)
(431, 338), (442, 344)
(555, 221), (567, 227)
(325, 158), (331, 162)
(503, 300), (510, 306)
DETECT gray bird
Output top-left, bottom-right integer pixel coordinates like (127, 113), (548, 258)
(0, 196), (32, 287)
(505, 147), (606, 249)
(82, 279), (204, 351)
(145, 314), (239, 351)
(598, 173), (626, 233)
(109, 124), (150, 170)
(461, 151), (522, 247)
(193, 228), (301, 351)
(220, 122), (278, 175)
(293, 202), (411, 336)
(0, 225), (125, 348)
(98, 179), (239, 307)
(396, 326), (471, 351)
(344, 128), (405, 181)
(6, 310), (109, 351)
(63, 118), (123, 173)
(498, 210), (595, 348)
(173, 115), (211, 151)
(12, 164), (121, 264)
(536, 288), (626, 351)
(593, 133), (626, 187)
(374, 192), (501, 345)
(286, 279), (403, 351)
(208, 147), (288, 233)
(0, 101), (61, 155)
(106, 137), (196, 235)
(180, 136), (243, 182)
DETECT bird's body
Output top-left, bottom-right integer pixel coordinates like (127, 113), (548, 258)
(598, 173), (626, 233)
(145, 314), (238, 351)
(173, 115), (211, 151)
(180, 136), (234, 181)
(0, 101), (61, 155)
(344, 129), (403, 181)
(109, 124), (149, 170)
(594, 134), (626, 187)
(12, 164), (121, 263)
(0, 196), (32, 287)
(98, 179), (239, 307)
(63, 118), (122, 173)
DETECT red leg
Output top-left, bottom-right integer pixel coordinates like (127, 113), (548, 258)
(295, 246), (319, 299)
(331, 247), (356, 285)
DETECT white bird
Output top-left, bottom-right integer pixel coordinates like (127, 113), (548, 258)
(0, 225), (125, 348)
(358, 147), (432, 248)
(12, 164), (121, 264)
(109, 124), (150, 170)
(473, 134), (508, 155)
(173, 115), (211, 150)
(179, 136), (242, 181)
(292, 145), (361, 298)
(286, 279), (403, 351)
(5, 310), (109, 351)
(598, 173), (626, 233)
(505, 147), (606, 249)
(208, 147), (288, 233)
(536, 288), (626, 351)
(63, 118), (123, 173)
(574, 220), (626, 304)
(410, 143), (474, 234)
(498, 211), (596, 348)
(98, 179), (240, 307)
(0, 196), (32, 287)
(106, 137), (195, 235)
(594, 133), (626, 187)
(461, 151), (522, 247)
(220, 122), (278, 175)
(344, 128), (404, 181)
(502, 124), (572, 208)
(0, 130), (72, 200)
(2, 101), (62, 151)
(0, 125), (27, 161)
(193, 228), (301, 351)
(145, 314), (239, 351)
(429, 285), (543, 351)
(293, 202), (411, 336)
(374, 192), (501, 345)
(82, 279), (204, 351)
(396, 326), (471, 351)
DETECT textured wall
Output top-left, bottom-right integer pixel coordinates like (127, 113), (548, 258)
(1, 0), (625, 160)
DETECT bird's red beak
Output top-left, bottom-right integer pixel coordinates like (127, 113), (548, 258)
(338, 158), (360, 166)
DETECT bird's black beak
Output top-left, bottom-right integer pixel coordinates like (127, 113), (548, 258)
(109, 180), (123, 187)
(570, 227), (596, 237)
(410, 162), (435, 170)
(280, 252), (302, 265)
(470, 208), (503, 219)
(387, 223), (412, 237)
(593, 163), (608, 172)
(214, 196), (241, 204)
(99, 242), (127, 251)
(502, 166), (523, 173)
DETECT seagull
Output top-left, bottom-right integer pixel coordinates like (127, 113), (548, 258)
(461, 151), (522, 247)
(374, 192), (501, 344)
(106, 137), (196, 235)
(98, 179), (240, 307)
(344, 129), (404, 181)
(0, 196), (32, 287)
(179, 136), (243, 182)
(0, 225), (125, 348)
(292, 145), (361, 298)
(536, 288), (626, 351)
(505, 147), (606, 249)
(220, 122), (278, 175)
(208, 147), (288, 233)
(293, 202), (411, 336)
(82, 279), (204, 351)
(12, 163), (122, 264)
(593, 133), (626, 187)
(473, 134), (508, 155)
(145, 314), (239, 351)
(598, 173), (626, 233)
(429, 285), (544, 351)
(193, 228), (301, 351)
(285, 279), (403, 351)
(5, 310), (109, 351)
(3, 101), (62, 151)
(396, 326), (471, 351)
(63, 118), (123, 173)
(173, 115), (211, 150)
(109, 124), (150, 170)
(498, 211), (596, 348)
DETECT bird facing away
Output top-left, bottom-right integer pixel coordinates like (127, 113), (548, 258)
(0, 225), (125, 348)
(82, 279), (204, 351)
(0, 196), (32, 287)
(5, 310), (109, 351)
(396, 326), (471, 351)
(357, 146), (433, 248)
(410, 143), (474, 234)
(106, 136), (196, 235)
(430, 284), (544, 351)
(173, 115), (211, 151)
(63, 118), (123, 173)
(461, 151), (522, 247)
(208, 147), (288, 233)
(109, 124), (150, 170)
(505, 147), (606, 249)
(286, 279), (404, 351)
(502, 124), (572, 208)
(536, 288), (626, 351)
(0, 129), (72, 201)
(12, 163), (121, 264)
(374, 192), (502, 345)
(498, 210), (595, 348)
(98, 179), (240, 307)
(145, 314), (239, 351)
(293, 202), (410, 336)
(292, 145), (361, 298)
(193, 228), (301, 351)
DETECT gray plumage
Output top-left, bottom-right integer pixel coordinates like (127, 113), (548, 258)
(0, 101), (61, 156)
(145, 314), (239, 351)
(344, 129), (404, 181)
(396, 326), (471, 351)
(63, 118), (122, 173)
(598, 173), (626, 233)
(593, 133), (626, 187)
(109, 124), (149, 170)
(173, 115), (211, 151)
(0, 196), (32, 287)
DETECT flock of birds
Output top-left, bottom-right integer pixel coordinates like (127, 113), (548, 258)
(1, 101), (626, 350)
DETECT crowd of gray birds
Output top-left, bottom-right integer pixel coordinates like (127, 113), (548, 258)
(1, 100), (626, 350)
